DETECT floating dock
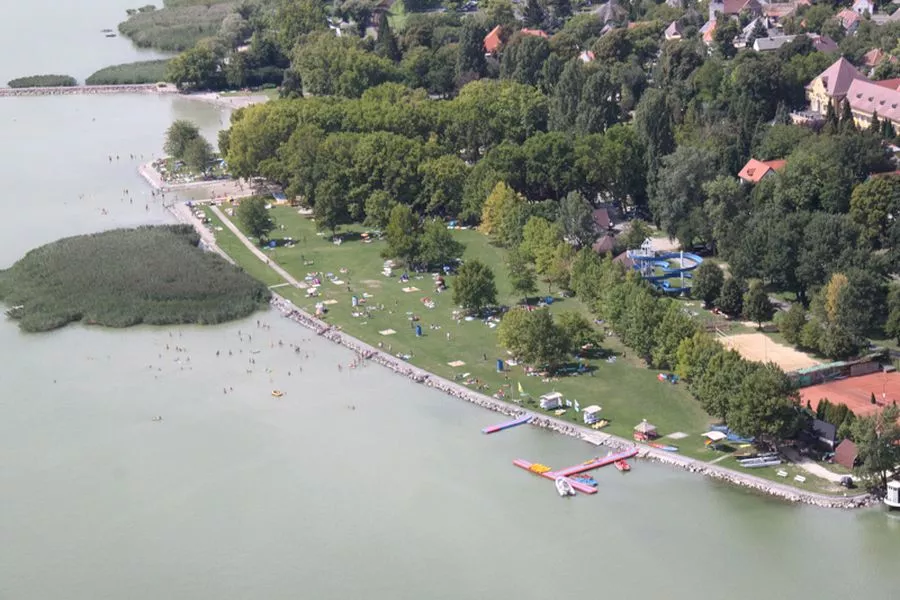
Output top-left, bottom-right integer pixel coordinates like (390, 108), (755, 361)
(512, 449), (639, 495)
(482, 414), (532, 434)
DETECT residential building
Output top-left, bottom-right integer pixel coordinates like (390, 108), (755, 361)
(738, 158), (787, 183)
(709, 0), (763, 20)
(701, 19), (717, 45)
(664, 20), (684, 41)
(834, 439), (858, 469)
(835, 8), (862, 34)
(851, 0), (874, 16)
(579, 50), (596, 63)
(754, 33), (838, 53)
(484, 25), (502, 54)
(807, 57), (900, 129)
(483, 26), (547, 55)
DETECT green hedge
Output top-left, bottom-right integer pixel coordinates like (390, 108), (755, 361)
(0, 225), (271, 332)
(86, 59), (172, 85)
(7, 75), (77, 88)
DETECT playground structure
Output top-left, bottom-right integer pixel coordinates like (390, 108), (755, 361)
(625, 239), (703, 295)
(513, 449), (639, 495)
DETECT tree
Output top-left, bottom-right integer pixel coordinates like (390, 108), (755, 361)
(384, 204), (421, 265)
(779, 303), (807, 346)
(166, 44), (223, 90)
(558, 191), (596, 248)
(375, 17), (401, 62)
(457, 21), (487, 81)
(500, 33), (551, 87)
(523, 0), (544, 28)
(275, 0), (327, 52)
(557, 311), (598, 353)
(364, 190), (396, 229)
(850, 176), (900, 247)
(716, 277), (744, 317)
(313, 179), (349, 238)
(544, 242), (574, 293)
(237, 197), (275, 243)
(453, 259), (497, 313)
(675, 331), (724, 384)
(418, 155), (469, 217)
(620, 219), (651, 250)
(480, 182), (519, 236)
(164, 120), (202, 160)
(727, 362), (801, 446)
(694, 349), (751, 420)
(498, 308), (570, 370)
(419, 220), (465, 268)
(840, 98), (856, 132)
(182, 136), (213, 172)
(651, 146), (719, 246)
(851, 404), (900, 492)
(885, 285), (900, 345)
(507, 248), (537, 301)
(743, 282), (773, 328)
(692, 262), (725, 307)
(652, 301), (699, 370)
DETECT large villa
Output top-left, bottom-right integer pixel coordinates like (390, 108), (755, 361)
(807, 56), (900, 128)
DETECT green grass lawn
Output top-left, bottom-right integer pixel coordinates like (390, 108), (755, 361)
(212, 204), (713, 445)
(202, 207), (286, 288)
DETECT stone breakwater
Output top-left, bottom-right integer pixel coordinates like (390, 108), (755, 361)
(268, 296), (872, 510)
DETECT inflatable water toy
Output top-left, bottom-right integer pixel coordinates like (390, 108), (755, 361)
(271, 390), (284, 398)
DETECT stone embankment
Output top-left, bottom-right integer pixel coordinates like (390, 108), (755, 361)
(166, 199), (872, 510)
(0, 84), (177, 97)
(268, 296), (872, 510)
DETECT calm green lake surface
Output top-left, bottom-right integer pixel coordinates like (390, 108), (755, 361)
(0, 4), (898, 599)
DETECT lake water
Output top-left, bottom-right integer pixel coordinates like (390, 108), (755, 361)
(1, 4), (899, 599)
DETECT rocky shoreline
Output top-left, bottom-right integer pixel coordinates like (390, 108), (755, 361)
(268, 296), (873, 510)
(162, 197), (872, 511)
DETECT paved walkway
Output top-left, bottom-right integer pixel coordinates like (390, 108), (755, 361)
(209, 205), (304, 289)
(781, 447), (849, 483)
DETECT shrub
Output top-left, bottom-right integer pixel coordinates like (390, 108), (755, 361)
(85, 59), (171, 85)
(118, 3), (236, 52)
(7, 74), (77, 88)
(0, 225), (270, 332)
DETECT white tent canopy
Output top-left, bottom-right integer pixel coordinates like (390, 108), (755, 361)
(702, 431), (728, 442)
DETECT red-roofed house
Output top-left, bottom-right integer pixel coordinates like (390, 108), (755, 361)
(875, 78), (900, 92)
(701, 19), (717, 45)
(579, 50), (596, 63)
(835, 8), (861, 33)
(738, 158), (787, 184)
(710, 0), (763, 17)
(484, 25), (502, 54)
(807, 57), (900, 129)
(806, 56), (867, 113)
(520, 28), (549, 39)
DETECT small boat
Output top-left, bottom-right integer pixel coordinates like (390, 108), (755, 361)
(591, 419), (609, 430)
(555, 476), (575, 497)
(572, 475), (598, 487)
(614, 459), (631, 472)
(649, 443), (679, 452)
(105, 33), (117, 38)
(271, 390), (284, 398)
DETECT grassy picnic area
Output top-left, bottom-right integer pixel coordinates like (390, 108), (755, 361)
(209, 202), (713, 452)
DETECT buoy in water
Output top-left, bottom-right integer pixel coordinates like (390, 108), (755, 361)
(271, 390), (284, 398)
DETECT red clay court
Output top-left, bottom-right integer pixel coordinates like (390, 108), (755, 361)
(799, 372), (900, 417)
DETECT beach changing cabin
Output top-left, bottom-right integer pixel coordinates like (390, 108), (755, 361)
(633, 419), (658, 441)
(539, 392), (564, 410)
(583, 405), (603, 424)
(886, 481), (900, 509)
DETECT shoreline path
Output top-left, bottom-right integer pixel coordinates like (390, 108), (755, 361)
(166, 199), (871, 510)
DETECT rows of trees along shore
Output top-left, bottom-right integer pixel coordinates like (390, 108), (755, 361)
(169, 0), (900, 486)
